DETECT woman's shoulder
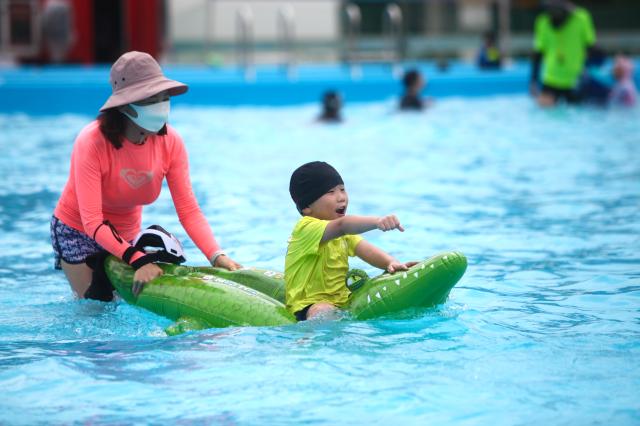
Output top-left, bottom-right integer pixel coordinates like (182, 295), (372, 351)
(74, 120), (107, 150)
(164, 124), (182, 139)
(77, 120), (101, 137)
(159, 124), (185, 148)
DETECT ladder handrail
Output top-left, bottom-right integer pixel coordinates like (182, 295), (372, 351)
(383, 3), (403, 63)
(277, 4), (295, 76)
(497, 0), (511, 61)
(236, 5), (254, 80)
(195, 0), (513, 71)
(343, 3), (361, 65)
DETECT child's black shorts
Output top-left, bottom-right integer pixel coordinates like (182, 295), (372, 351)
(295, 305), (312, 321)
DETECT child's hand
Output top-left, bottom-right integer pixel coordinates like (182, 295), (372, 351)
(377, 215), (404, 232)
(387, 260), (419, 274)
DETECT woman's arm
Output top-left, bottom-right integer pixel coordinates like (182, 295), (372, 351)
(165, 132), (240, 269)
(165, 133), (221, 258)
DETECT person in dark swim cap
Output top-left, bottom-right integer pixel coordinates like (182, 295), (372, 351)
(399, 69), (427, 111)
(317, 90), (343, 123)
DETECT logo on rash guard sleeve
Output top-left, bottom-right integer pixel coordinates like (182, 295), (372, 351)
(120, 169), (154, 189)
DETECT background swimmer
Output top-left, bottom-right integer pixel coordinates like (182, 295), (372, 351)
(399, 69), (425, 111)
(609, 54), (637, 107)
(317, 90), (344, 123)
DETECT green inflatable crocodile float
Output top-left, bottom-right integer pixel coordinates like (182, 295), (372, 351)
(105, 251), (467, 335)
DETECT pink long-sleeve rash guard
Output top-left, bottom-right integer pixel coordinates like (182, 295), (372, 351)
(54, 120), (221, 265)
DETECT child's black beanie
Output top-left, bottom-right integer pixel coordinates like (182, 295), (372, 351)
(289, 161), (344, 214)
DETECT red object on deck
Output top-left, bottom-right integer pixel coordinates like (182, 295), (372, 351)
(52, 0), (163, 64)
(125, 0), (162, 58)
(66, 0), (93, 64)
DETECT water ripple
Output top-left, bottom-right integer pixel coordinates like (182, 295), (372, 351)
(0, 97), (639, 424)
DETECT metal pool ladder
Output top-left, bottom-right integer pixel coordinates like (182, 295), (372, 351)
(343, 3), (362, 79)
(277, 4), (296, 80)
(236, 5), (255, 81)
(343, 2), (404, 80)
(383, 3), (404, 78)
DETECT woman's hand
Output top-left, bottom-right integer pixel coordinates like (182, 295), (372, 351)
(132, 263), (163, 296)
(387, 260), (419, 274)
(213, 254), (242, 271)
(377, 215), (404, 232)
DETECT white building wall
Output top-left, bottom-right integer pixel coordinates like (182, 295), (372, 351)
(169, 0), (340, 44)
(457, 0), (491, 31)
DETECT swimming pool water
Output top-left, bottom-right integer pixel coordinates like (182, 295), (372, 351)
(0, 97), (639, 424)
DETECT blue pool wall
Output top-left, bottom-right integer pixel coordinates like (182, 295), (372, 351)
(1, 60), (638, 114)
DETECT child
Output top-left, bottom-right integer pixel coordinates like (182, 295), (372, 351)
(609, 55), (637, 107)
(399, 69), (427, 111)
(285, 161), (416, 321)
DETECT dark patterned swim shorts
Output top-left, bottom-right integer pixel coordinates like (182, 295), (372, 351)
(50, 216), (104, 270)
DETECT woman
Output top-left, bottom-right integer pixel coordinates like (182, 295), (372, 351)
(51, 51), (241, 298)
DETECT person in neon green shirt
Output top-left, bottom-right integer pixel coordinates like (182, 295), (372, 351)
(285, 161), (417, 321)
(530, 0), (596, 106)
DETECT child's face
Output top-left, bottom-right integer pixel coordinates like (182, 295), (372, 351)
(302, 184), (349, 220)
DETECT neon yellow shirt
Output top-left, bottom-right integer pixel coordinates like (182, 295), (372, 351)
(284, 216), (363, 314)
(534, 7), (595, 89)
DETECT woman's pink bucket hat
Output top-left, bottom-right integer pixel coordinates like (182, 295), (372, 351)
(99, 51), (188, 112)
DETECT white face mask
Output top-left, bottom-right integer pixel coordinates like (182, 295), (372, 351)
(123, 100), (170, 132)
